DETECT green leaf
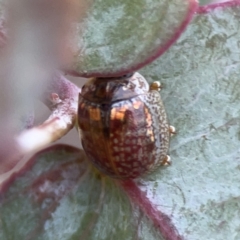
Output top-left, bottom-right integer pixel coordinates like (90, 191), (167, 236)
(2, 2), (240, 240)
(199, 0), (213, 5)
(70, 0), (197, 77)
(0, 145), (170, 240)
(139, 3), (240, 239)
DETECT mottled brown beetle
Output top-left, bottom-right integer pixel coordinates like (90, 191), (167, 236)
(78, 72), (175, 179)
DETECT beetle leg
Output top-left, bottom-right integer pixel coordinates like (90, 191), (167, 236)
(150, 81), (161, 91)
(169, 125), (176, 136)
(161, 155), (171, 166)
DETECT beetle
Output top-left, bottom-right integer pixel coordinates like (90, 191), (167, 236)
(77, 72), (175, 179)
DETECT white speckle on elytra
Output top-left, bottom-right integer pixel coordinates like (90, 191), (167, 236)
(133, 162), (139, 167)
(125, 147), (131, 152)
(122, 163), (131, 168)
(132, 139), (137, 144)
(133, 168), (139, 172)
(113, 146), (119, 152)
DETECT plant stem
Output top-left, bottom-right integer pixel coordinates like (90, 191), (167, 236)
(120, 180), (183, 240)
(0, 74), (80, 177)
(17, 74), (80, 153)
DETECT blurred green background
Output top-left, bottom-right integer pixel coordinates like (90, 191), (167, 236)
(199, 0), (228, 5)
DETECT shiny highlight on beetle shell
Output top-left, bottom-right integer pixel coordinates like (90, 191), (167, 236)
(78, 72), (171, 179)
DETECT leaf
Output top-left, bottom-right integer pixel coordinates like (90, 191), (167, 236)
(138, 2), (240, 239)
(0, 145), (174, 240)
(0, 145), (89, 240)
(199, 0), (213, 5)
(69, 0), (198, 77)
(2, 2), (240, 240)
